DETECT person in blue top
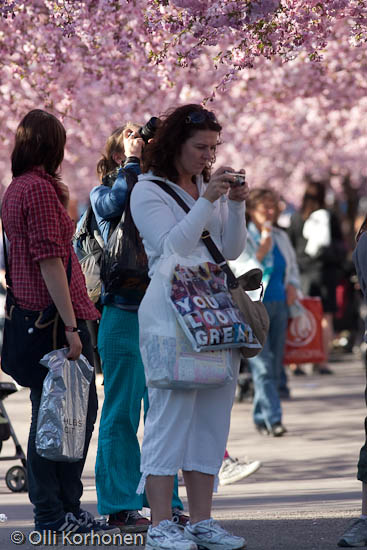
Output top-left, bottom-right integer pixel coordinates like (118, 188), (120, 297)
(230, 188), (302, 437)
(91, 124), (186, 532)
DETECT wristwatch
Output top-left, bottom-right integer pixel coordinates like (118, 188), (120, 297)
(124, 156), (140, 166)
(65, 326), (79, 333)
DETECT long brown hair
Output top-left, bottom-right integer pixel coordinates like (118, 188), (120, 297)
(11, 109), (66, 178)
(142, 104), (222, 183)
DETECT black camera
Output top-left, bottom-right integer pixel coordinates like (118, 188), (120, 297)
(139, 116), (160, 144)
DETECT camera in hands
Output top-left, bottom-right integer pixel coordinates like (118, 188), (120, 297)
(139, 116), (160, 144)
(224, 172), (246, 187)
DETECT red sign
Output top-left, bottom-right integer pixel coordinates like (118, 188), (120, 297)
(283, 297), (326, 365)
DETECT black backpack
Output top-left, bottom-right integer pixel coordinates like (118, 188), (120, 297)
(73, 206), (105, 303)
(100, 172), (149, 304)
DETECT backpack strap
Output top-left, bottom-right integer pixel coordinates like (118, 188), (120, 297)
(105, 169), (139, 242)
(74, 205), (105, 251)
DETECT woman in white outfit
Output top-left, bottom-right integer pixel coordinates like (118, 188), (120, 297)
(130, 104), (248, 550)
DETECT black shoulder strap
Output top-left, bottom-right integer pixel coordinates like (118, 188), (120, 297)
(85, 204), (94, 232)
(152, 180), (238, 288)
(105, 168), (140, 241)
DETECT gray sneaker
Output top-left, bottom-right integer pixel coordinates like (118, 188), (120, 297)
(338, 518), (367, 547)
(219, 456), (261, 486)
(146, 519), (197, 550)
(185, 518), (246, 550)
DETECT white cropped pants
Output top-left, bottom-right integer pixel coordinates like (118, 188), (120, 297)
(137, 351), (240, 494)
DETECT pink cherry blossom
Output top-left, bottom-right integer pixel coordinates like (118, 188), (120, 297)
(0, 0), (366, 207)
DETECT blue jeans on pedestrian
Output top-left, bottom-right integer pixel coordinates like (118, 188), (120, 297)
(27, 320), (98, 526)
(248, 300), (288, 429)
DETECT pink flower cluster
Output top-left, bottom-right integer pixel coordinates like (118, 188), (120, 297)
(0, 0), (366, 205)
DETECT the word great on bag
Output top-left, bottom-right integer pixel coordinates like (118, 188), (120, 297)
(170, 262), (261, 352)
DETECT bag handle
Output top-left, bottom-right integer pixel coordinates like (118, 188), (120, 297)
(152, 180), (239, 288)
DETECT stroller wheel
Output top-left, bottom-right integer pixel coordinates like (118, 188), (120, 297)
(5, 466), (27, 493)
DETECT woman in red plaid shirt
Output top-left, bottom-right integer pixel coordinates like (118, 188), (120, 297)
(1, 110), (118, 536)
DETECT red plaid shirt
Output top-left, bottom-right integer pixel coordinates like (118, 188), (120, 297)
(2, 168), (99, 320)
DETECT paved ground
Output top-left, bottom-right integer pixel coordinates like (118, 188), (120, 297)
(0, 352), (366, 549)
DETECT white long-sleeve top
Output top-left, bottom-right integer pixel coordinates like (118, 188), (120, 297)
(130, 172), (247, 278)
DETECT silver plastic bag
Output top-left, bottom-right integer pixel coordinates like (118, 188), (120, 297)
(35, 348), (94, 462)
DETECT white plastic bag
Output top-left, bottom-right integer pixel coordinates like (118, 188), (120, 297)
(139, 252), (234, 390)
(35, 348), (94, 462)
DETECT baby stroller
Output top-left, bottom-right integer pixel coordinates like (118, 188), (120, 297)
(0, 381), (27, 492)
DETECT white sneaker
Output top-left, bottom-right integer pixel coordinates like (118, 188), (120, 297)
(185, 518), (246, 550)
(219, 456), (261, 486)
(146, 519), (198, 550)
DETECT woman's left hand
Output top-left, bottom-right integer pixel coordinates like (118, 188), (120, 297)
(66, 331), (83, 360)
(228, 170), (249, 202)
(286, 284), (298, 306)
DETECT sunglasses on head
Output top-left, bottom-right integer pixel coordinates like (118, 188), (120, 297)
(185, 110), (218, 125)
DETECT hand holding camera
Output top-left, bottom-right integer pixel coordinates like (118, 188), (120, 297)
(204, 166), (233, 203)
(122, 117), (160, 163)
(204, 167), (248, 203)
(225, 169), (249, 202)
(224, 171), (246, 187)
(123, 128), (144, 159)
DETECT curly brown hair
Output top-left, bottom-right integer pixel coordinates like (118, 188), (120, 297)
(142, 104), (222, 183)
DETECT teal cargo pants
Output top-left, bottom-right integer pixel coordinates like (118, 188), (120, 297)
(95, 305), (182, 514)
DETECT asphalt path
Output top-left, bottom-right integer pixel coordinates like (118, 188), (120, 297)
(0, 352), (365, 549)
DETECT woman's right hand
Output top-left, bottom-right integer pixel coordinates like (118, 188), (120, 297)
(257, 235), (273, 259)
(65, 331), (83, 360)
(123, 128), (144, 159)
(256, 225), (273, 261)
(203, 166), (234, 203)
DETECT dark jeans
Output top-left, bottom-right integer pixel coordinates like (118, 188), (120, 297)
(27, 320), (98, 525)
